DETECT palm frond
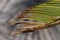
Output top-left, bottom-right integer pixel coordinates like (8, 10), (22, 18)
(8, 0), (60, 36)
(26, 0), (60, 23)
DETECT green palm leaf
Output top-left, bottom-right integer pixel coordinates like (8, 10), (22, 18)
(8, 0), (60, 36)
(26, 0), (60, 23)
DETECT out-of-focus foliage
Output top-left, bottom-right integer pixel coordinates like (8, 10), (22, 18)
(7, 0), (60, 37)
(26, 0), (60, 23)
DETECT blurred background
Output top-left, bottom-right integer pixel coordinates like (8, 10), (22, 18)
(0, 0), (60, 40)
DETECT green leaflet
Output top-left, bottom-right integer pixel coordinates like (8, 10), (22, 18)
(26, 1), (60, 23)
